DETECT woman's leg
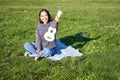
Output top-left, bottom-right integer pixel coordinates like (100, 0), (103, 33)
(38, 48), (56, 57)
(35, 48), (56, 61)
(24, 42), (37, 56)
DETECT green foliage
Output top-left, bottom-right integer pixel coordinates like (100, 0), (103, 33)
(0, 0), (120, 80)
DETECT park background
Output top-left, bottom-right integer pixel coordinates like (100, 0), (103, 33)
(0, 0), (120, 80)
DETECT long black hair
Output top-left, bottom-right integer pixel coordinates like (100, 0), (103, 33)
(39, 9), (53, 23)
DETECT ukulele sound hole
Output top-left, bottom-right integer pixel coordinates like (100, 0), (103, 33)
(47, 36), (51, 39)
(50, 30), (53, 33)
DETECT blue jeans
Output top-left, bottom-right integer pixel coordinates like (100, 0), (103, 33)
(24, 42), (56, 57)
(24, 40), (67, 57)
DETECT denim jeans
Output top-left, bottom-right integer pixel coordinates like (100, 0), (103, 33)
(24, 40), (67, 57)
(24, 42), (56, 57)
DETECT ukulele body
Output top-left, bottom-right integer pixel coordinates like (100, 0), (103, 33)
(44, 26), (56, 42)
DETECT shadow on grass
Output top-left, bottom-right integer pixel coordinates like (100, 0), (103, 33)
(60, 32), (101, 49)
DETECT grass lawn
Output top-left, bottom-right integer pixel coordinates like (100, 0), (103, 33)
(0, 0), (120, 80)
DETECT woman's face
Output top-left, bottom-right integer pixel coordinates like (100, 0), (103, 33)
(40, 11), (48, 24)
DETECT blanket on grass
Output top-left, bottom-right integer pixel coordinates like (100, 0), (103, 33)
(47, 40), (83, 61)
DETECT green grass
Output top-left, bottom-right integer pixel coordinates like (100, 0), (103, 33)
(0, 0), (120, 80)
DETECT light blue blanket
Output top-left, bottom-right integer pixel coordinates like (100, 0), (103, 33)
(47, 40), (83, 61)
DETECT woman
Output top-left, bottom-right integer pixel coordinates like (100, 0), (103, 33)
(24, 9), (60, 61)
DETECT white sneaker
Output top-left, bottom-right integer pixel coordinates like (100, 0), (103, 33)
(24, 52), (28, 57)
(29, 54), (38, 57)
(34, 57), (39, 61)
(35, 56), (43, 61)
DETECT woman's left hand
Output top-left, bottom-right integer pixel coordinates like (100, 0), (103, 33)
(55, 16), (60, 22)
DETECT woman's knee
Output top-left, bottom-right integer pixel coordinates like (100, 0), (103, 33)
(24, 42), (31, 48)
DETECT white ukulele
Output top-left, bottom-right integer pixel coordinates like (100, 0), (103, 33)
(44, 10), (62, 42)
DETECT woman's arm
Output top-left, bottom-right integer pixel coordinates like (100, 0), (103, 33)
(35, 25), (41, 53)
(51, 16), (60, 28)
